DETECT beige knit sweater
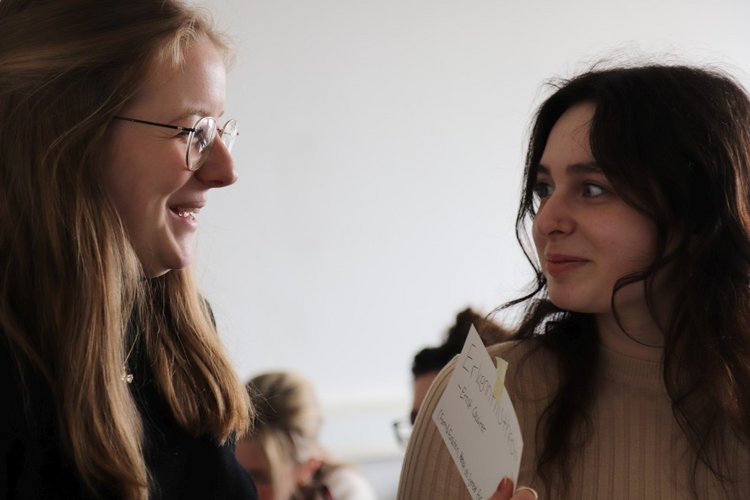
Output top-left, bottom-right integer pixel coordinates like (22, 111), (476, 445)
(397, 340), (750, 500)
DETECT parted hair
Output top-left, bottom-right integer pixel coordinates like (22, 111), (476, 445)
(246, 371), (342, 499)
(0, 1), (251, 499)
(509, 64), (750, 498)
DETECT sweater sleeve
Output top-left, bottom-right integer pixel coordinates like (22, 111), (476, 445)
(1, 335), (96, 500)
(397, 340), (549, 500)
(397, 353), (472, 500)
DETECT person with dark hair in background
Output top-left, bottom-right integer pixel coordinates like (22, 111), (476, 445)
(0, 1), (257, 498)
(399, 64), (750, 499)
(394, 308), (508, 447)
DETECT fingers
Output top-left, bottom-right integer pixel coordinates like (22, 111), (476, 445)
(488, 477), (513, 500)
(514, 486), (539, 500)
(487, 478), (539, 500)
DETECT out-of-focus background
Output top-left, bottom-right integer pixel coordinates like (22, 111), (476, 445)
(193, 1), (750, 497)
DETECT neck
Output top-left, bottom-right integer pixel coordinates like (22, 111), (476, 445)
(596, 312), (664, 361)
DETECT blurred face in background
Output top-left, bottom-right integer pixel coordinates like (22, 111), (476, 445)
(411, 371), (439, 424)
(236, 436), (322, 500)
(236, 438), (295, 500)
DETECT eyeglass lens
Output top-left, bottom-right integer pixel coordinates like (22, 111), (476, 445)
(392, 419), (413, 447)
(220, 120), (238, 152)
(187, 117), (216, 170)
(187, 117), (239, 171)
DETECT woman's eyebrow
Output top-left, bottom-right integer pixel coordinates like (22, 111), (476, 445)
(536, 162), (602, 176)
(568, 162), (603, 175)
(171, 107), (224, 123)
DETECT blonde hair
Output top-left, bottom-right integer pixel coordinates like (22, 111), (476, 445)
(0, 1), (250, 498)
(247, 372), (328, 497)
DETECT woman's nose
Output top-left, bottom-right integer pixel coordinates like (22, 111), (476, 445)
(533, 193), (575, 238)
(194, 137), (238, 188)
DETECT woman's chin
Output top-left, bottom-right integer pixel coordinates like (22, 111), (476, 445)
(139, 248), (194, 278)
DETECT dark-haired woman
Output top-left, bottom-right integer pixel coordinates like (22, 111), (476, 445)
(399, 64), (750, 499)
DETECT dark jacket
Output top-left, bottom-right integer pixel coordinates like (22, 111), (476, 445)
(1, 332), (258, 500)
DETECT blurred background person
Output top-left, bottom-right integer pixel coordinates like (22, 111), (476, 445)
(393, 308), (509, 447)
(236, 371), (378, 500)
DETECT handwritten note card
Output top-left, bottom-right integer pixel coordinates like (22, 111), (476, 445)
(433, 325), (523, 500)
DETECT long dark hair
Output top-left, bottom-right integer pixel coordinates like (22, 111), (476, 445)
(508, 64), (750, 496)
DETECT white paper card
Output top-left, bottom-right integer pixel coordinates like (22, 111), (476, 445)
(433, 325), (523, 500)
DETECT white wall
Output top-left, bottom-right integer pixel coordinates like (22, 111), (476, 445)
(194, 1), (750, 497)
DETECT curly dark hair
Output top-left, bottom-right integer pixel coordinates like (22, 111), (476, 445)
(509, 64), (750, 498)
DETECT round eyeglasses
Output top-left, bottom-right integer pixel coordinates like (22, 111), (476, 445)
(113, 115), (239, 171)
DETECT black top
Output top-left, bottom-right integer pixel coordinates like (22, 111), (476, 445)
(1, 332), (258, 500)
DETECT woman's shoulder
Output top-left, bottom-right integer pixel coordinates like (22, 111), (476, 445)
(487, 337), (554, 364)
(0, 331), (95, 498)
(432, 337), (556, 387)
(487, 338), (560, 399)
(487, 338), (529, 357)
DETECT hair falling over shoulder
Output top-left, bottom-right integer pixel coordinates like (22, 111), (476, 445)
(0, 1), (250, 499)
(506, 63), (750, 498)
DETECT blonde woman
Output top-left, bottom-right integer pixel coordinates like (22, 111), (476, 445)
(0, 0), (256, 498)
(236, 372), (378, 500)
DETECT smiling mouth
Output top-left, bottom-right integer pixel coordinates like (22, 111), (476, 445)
(173, 207), (201, 221)
(545, 256), (588, 277)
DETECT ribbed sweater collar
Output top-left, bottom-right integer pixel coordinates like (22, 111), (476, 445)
(598, 344), (666, 395)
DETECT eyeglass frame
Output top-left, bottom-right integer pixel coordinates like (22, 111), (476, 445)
(112, 115), (238, 171)
(392, 418), (413, 448)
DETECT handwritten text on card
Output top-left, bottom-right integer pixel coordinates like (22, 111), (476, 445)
(433, 326), (523, 500)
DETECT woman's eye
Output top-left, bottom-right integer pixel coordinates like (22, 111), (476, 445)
(532, 181), (553, 199)
(582, 183), (606, 197)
